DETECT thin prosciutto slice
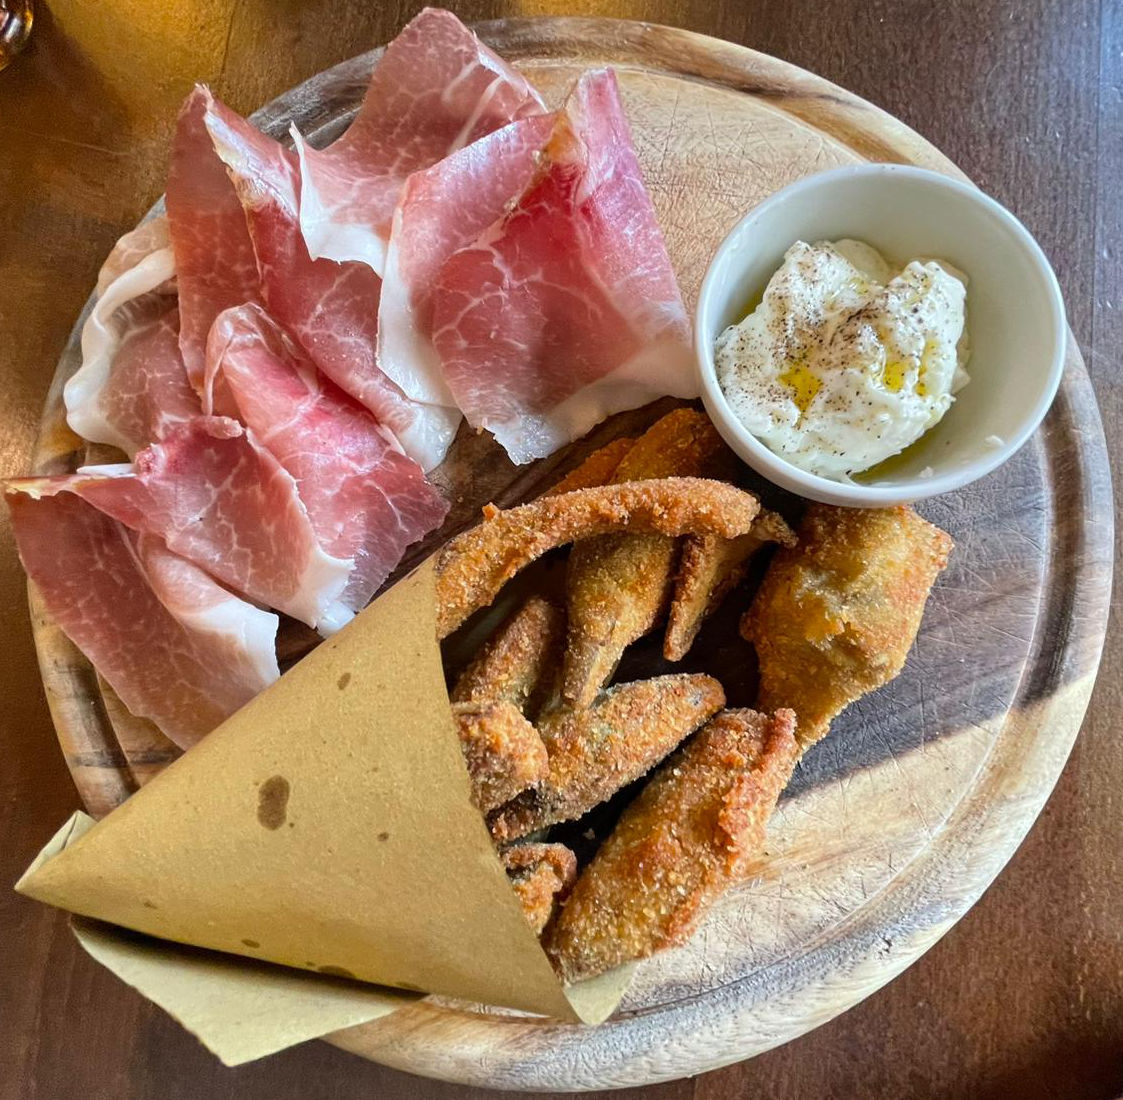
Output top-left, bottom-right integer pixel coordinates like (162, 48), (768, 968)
(65, 223), (188, 456)
(378, 113), (554, 412)
(198, 88), (459, 471)
(68, 304), (201, 458)
(206, 305), (448, 610)
(166, 88), (262, 397)
(7, 486), (278, 749)
(430, 68), (696, 464)
(293, 7), (545, 276)
(70, 418), (353, 633)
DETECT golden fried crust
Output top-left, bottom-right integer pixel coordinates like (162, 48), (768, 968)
(611, 410), (735, 483)
(562, 410), (739, 705)
(664, 510), (796, 662)
(450, 596), (566, 720)
(545, 708), (799, 982)
(562, 531), (677, 704)
(741, 504), (953, 746)
(543, 438), (635, 497)
(451, 702), (549, 813)
(501, 842), (578, 935)
(435, 478), (761, 640)
(489, 673), (726, 843)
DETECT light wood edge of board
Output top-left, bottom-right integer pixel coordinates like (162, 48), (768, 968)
(477, 15), (961, 174)
(21, 17), (1113, 1091)
(327, 679), (1099, 1092)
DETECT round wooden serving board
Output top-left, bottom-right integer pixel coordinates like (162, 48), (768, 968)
(29, 16), (1112, 1092)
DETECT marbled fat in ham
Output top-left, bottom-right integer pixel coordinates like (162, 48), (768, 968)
(70, 418), (354, 633)
(166, 87), (262, 400)
(377, 113), (554, 417)
(206, 305), (448, 610)
(7, 486), (278, 749)
(200, 90), (460, 471)
(293, 7), (545, 277)
(73, 304), (201, 458)
(430, 68), (696, 464)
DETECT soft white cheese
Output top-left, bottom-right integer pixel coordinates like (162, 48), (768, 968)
(715, 239), (969, 480)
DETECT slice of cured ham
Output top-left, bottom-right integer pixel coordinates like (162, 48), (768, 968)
(69, 418), (354, 633)
(69, 304), (201, 458)
(430, 68), (697, 464)
(166, 87), (262, 396)
(65, 223), (187, 456)
(199, 89), (459, 471)
(206, 304), (449, 610)
(7, 486), (278, 749)
(293, 7), (545, 277)
(95, 215), (175, 296)
(377, 113), (554, 412)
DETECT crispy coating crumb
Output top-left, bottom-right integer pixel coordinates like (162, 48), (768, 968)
(501, 842), (578, 934)
(452, 702), (549, 813)
(741, 504), (952, 746)
(562, 532), (676, 703)
(542, 438), (635, 496)
(546, 708), (799, 982)
(435, 478), (761, 640)
(489, 673), (725, 843)
(664, 510), (796, 661)
(562, 410), (739, 706)
(450, 596), (565, 721)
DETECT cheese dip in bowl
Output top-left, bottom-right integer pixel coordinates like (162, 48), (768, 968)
(695, 165), (1066, 507)
(716, 238), (970, 481)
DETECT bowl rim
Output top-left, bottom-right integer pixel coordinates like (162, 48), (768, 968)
(694, 163), (1069, 507)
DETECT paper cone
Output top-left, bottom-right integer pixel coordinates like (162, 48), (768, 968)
(19, 559), (632, 1045)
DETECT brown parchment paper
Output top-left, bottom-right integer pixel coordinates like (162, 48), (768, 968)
(18, 560), (632, 1053)
(24, 815), (412, 1066)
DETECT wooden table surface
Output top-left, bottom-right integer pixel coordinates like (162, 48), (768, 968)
(0, 1), (1118, 1097)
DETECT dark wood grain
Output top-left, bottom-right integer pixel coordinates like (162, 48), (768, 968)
(0, 1), (1119, 1098)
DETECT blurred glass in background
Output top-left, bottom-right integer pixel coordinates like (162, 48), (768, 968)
(0, 0), (33, 71)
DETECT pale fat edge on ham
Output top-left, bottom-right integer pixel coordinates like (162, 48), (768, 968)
(199, 86), (460, 473)
(6, 484), (279, 749)
(292, 6), (546, 276)
(429, 67), (697, 465)
(377, 112), (556, 413)
(71, 419), (355, 634)
(65, 234), (179, 456)
(205, 303), (449, 611)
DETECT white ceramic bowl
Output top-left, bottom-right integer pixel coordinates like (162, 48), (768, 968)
(695, 164), (1067, 506)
